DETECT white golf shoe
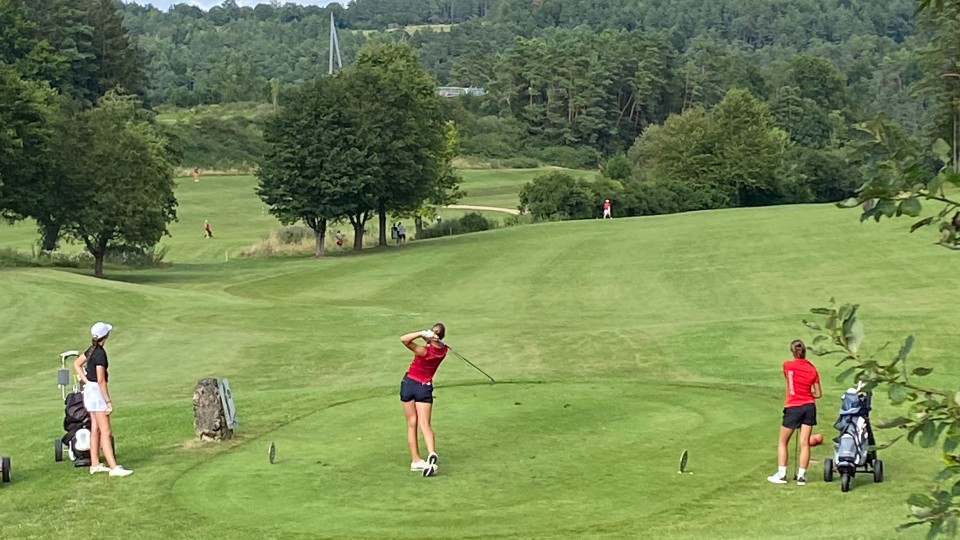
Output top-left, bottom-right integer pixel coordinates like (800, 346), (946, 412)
(410, 460), (429, 471)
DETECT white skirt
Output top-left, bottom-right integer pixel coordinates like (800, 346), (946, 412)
(83, 383), (109, 412)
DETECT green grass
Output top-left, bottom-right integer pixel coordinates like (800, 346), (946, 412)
(1, 174), (956, 539)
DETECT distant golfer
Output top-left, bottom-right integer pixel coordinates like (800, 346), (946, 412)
(399, 323), (448, 473)
(397, 222), (407, 245)
(203, 220), (213, 239)
(768, 339), (821, 485)
(335, 230), (345, 247)
(603, 199), (612, 219)
(193, 167), (200, 182)
(73, 322), (133, 477)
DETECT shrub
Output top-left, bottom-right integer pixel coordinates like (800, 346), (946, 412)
(493, 157), (540, 169)
(534, 146), (602, 169)
(504, 214), (533, 227)
(519, 171), (595, 221)
(276, 225), (311, 245)
(417, 212), (497, 239)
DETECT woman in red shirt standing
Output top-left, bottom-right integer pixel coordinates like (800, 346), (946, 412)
(399, 323), (448, 476)
(768, 339), (821, 485)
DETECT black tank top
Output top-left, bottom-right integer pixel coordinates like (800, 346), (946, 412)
(84, 345), (109, 383)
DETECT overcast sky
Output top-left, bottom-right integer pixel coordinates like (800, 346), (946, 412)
(127, 1), (335, 10)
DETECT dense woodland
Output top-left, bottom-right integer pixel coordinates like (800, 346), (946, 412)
(3, 0), (960, 223)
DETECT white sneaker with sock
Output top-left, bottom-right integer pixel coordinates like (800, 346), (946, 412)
(410, 460), (429, 471)
(89, 464), (110, 475)
(109, 466), (133, 477)
(767, 466), (788, 484)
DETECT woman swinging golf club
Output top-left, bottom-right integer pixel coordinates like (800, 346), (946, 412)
(767, 339), (821, 486)
(399, 323), (448, 476)
(73, 322), (133, 477)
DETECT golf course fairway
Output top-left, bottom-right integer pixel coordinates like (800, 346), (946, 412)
(1, 174), (956, 539)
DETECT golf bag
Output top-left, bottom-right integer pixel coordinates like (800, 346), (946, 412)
(824, 385), (883, 491)
(57, 391), (92, 467)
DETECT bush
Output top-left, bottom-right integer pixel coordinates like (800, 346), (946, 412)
(493, 157), (540, 169)
(519, 171), (596, 221)
(276, 225), (311, 245)
(504, 214), (533, 227)
(534, 146), (602, 169)
(104, 245), (171, 268)
(417, 212), (497, 239)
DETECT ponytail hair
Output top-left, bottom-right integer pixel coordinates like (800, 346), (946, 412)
(790, 339), (806, 359)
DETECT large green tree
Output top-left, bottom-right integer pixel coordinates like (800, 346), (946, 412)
(257, 72), (373, 256)
(60, 92), (177, 278)
(353, 42), (451, 247)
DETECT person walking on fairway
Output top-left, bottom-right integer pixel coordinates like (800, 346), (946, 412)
(397, 222), (407, 245)
(73, 322), (133, 477)
(768, 339), (821, 485)
(203, 220), (213, 239)
(602, 199), (612, 219)
(399, 323), (448, 475)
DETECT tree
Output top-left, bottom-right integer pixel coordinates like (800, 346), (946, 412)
(519, 171), (595, 220)
(0, 63), (57, 226)
(352, 42), (450, 247)
(257, 73), (373, 256)
(60, 92), (177, 278)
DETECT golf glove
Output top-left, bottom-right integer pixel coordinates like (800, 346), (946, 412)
(421, 330), (436, 339)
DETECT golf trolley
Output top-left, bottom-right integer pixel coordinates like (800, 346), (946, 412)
(823, 384), (884, 492)
(55, 351), (113, 467)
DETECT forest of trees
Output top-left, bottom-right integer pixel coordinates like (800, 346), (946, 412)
(109, 0), (958, 217)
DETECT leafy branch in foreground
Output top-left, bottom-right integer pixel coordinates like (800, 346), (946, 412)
(804, 298), (960, 537)
(840, 114), (960, 250)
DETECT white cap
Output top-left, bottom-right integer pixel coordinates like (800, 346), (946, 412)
(91, 322), (113, 340)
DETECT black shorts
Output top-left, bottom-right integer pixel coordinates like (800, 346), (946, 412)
(400, 375), (433, 403)
(782, 403), (817, 429)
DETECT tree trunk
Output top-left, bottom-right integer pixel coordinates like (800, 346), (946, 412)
(378, 201), (387, 247)
(94, 252), (105, 278)
(313, 218), (327, 258)
(352, 221), (364, 250)
(39, 221), (61, 252)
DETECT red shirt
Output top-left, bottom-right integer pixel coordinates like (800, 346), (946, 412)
(783, 358), (820, 407)
(406, 344), (448, 383)
(603, 201), (611, 210)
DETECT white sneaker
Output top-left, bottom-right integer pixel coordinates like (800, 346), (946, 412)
(410, 460), (429, 471)
(109, 466), (133, 477)
(767, 472), (787, 484)
(89, 464), (110, 475)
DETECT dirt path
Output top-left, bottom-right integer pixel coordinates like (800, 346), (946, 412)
(446, 204), (520, 215)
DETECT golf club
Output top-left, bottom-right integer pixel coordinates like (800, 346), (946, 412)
(439, 340), (495, 384)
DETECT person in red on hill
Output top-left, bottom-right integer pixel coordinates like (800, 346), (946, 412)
(768, 339), (822, 486)
(602, 199), (612, 219)
(399, 323), (448, 475)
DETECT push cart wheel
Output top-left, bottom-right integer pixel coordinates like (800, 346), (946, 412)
(1, 457), (10, 482)
(841, 472), (851, 492)
(54, 439), (63, 462)
(873, 460), (884, 483)
(823, 458), (834, 482)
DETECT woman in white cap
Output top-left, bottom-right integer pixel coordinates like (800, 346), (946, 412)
(73, 322), (133, 477)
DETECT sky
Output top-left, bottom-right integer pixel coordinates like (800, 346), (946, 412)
(127, 1), (335, 10)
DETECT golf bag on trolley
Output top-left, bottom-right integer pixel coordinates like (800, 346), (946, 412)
(823, 383), (884, 492)
(57, 391), (93, 467)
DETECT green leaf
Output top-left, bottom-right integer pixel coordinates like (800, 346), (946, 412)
(954, 392), (960, 407)
(875, 416), (912, 429)
(920, 421), (941, 449)
(844, 318), (865, 355)
(935, 466), (960, 482)
(803, 320), (821, 331)
(897, 335), (915, 363)
(952, 483), (960, 497)
(946, 437), (960, 454)
(927, 174), (944, 196)
(909, 493), (936, 508)
(890, 383), (909, 405)
(932, 138), (952, 163)
(836, 366), (858, 383)
(896, 522), (927, 532)
(874, 434), (904, 450)
(912, 367), (934, 377)
(911, 216), (936, 233)
(812, 335), (828, 346)
(926, 521), (943, 540)
(809, 308), (832, 315)
(899, 197), (923, 218)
